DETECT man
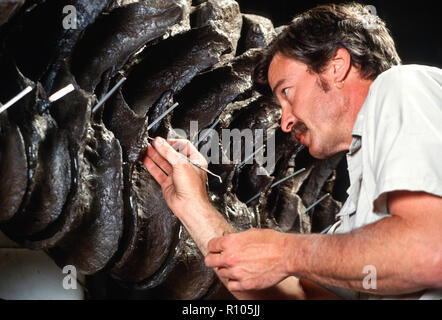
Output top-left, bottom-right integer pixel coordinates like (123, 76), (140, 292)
(143, 3), (442, 299)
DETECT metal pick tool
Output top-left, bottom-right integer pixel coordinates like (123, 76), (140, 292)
(0, 86), (33, 114)
(92, 77), (127, 113)
(245, 167), (307, 205)
(177, 152), (223, 183)
(147, 136), (223, 183)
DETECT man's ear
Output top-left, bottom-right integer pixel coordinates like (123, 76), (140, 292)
(329, 48), (351, 83)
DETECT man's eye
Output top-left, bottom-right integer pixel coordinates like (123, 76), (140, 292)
(283, 88), (289, 97)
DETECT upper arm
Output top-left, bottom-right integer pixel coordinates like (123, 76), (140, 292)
(364, 66), (442, 212)
(387, 190), (442, 287)
(388, 190), (442, 226)
(365, 67), (442, 287)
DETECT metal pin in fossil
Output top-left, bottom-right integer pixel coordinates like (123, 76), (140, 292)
(92, 77), (127, 113)
(197, 118), (220, 145)
(48, 84), (75, 102)
(245, 167), (307, 205)
(320, 224), (334, 234)
(146, 102), (179, 131)
(271, 168), (307, 189)
(304, 193), (330, 214)
(237, 144), (265, 169)
(0, 86), (33, 114)
(38, 83), (76, 113)
(295, 145), (306, 154)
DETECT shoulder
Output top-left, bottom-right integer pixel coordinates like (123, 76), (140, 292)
(375, 64), (442, 82)
(359, 66), (442, 207)
(362, 64), (442, 118)
(370, 64), (442, 97)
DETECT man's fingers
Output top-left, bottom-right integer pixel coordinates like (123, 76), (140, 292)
(205, 252), (227, 268)
(143, 155), (169, 186)
(207, 237), (224, 253)
(146, 144), (173, 175)
(152, 137), (188, 167)
(151, 137), (208, 170)
(216, 266), (235, 279)
(227, 280), (244, 292)
(167, 138), (208, 168)
(167, 139), (193, 156)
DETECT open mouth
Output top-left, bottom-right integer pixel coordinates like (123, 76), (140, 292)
(291, 122), (308, 145)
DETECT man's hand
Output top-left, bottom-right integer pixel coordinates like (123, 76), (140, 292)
(205, 228), (292, 292)
(143, 137), (209, 215)
(142, 137), (332, 299)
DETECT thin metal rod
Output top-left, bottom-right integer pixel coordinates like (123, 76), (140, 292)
(245, 193), (261, 205)
(304, 193), (330, 214)
(0, 86), (33, 114)
(295, 145), (306, 154)
(48, 84), (75, 102)
(301, 191), (331, 233)
(92, 77), (127, 113)
(238, 145), (265, 169)
(320, 224), (333, 234)
(245, 167), (307, 205)
(270, 168), (306, 189)
(197, 118), (221, 144)
(146, 102), (179, 131)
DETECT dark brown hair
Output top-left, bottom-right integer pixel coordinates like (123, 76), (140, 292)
(253, 2), (401, 95)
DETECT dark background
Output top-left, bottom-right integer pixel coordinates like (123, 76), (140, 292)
(237, 0), (442, 68)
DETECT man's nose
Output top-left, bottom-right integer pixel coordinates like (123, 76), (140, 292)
(280, 107), (296, 133)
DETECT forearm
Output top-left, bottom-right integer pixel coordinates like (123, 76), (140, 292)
(175, 201), (308, 299)
(177, 201), (235, 257)
(288, 215), (438, 295)
(143, 140), (328, 299)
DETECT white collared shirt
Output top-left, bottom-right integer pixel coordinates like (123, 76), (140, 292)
(330, 64), (442, 300)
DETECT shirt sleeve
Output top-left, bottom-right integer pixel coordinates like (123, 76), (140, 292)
(363, 65), (442, 212)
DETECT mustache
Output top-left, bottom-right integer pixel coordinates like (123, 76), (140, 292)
(290, 121), (308, 143)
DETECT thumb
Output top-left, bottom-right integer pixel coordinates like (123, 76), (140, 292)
(152, 137), (188, 167)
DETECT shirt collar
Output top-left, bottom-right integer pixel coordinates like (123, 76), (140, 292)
(351, 106), (365, 138)
(347, 103), (367, 155)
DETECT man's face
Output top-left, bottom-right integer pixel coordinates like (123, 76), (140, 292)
(268, 53), (348, 159)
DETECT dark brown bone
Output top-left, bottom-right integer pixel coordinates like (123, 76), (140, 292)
(171, 49), (261, 139)
(122, 23), (231, 116)
(0, 0), (24, 27)
(0, 112), (27, 223)
(190, 0), (242, 60)
(48, 121), (124, 274)
(237, 13), (276, 55)
(154, 228), (217, 300)
(102, 87), (149, 163)
(4, 0), (112, 86)
(0, 61), (72, 237)
(110, 163), (179, 283)
(70, 2), (183, 93)
(19, 68), (94, 249)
